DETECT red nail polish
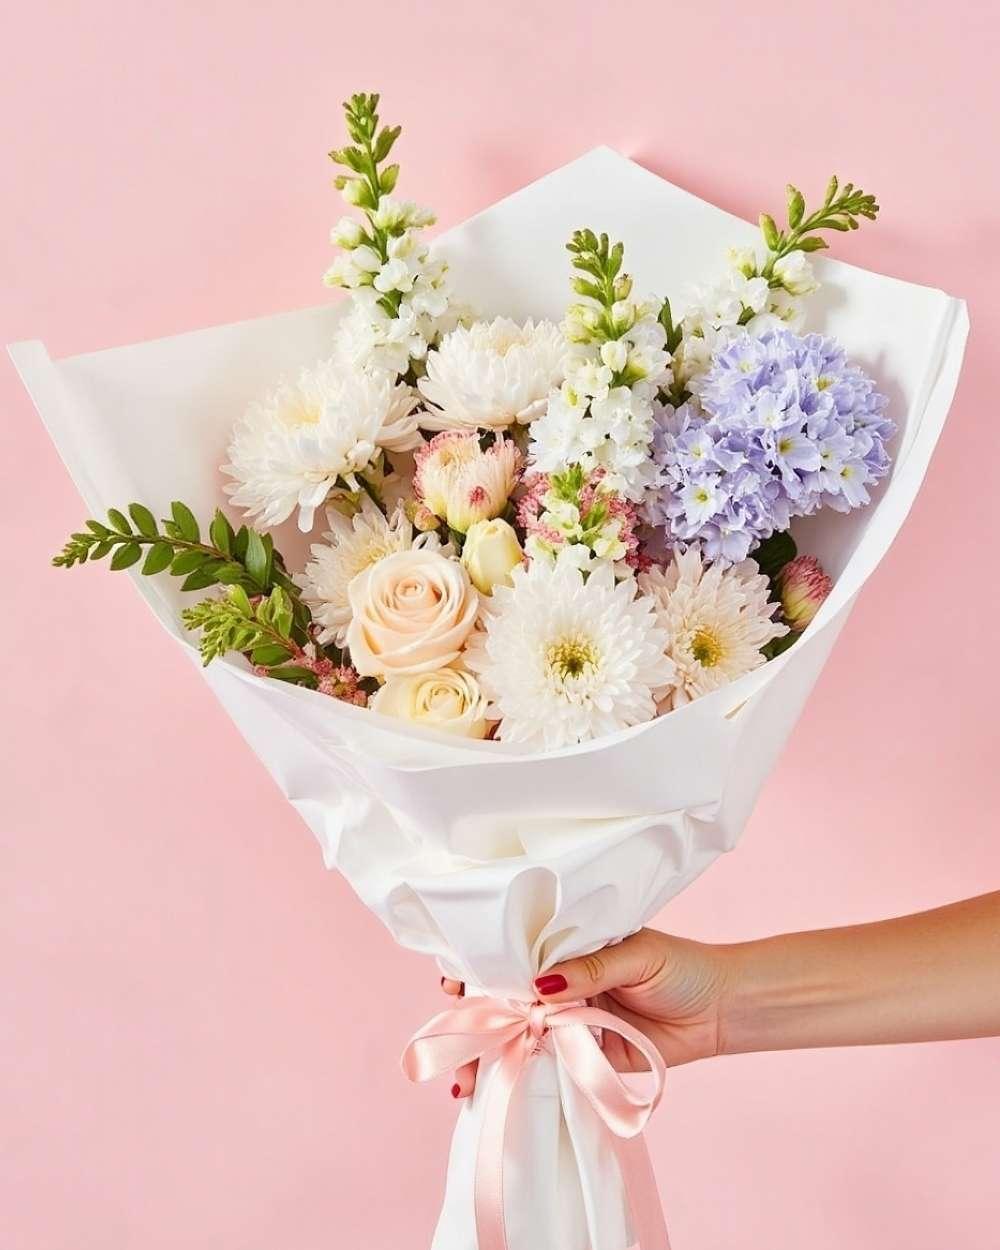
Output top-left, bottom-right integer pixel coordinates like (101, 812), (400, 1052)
(458, 982), (465, 997)
(451, 1083), (461, 1099)
(534, 974), (567, 995)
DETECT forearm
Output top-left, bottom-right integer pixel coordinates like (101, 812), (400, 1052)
(720, 892), (1000, 1056)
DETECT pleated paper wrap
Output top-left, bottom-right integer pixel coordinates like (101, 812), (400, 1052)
(11, 149), (968, 1249)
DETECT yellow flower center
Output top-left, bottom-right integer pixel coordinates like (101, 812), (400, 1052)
(816, 375), (832, 391)
(546, 634), (599, 681)
(690, 627), (724, 668)
(284, 394), (323, 426)
(491, 329), (525, 356)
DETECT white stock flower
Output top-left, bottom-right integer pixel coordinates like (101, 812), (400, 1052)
(299, 496), (449, 645)
(371, 197), (436, 232)
(771, 250), (819, 296)
(417, 318), (567, 431)
(223, 361), (418, 532)
(370, 667), (490, 738)
(639, 547), (787, 710)
(463, 554), (675, 750)
(529, 382), (663, 500)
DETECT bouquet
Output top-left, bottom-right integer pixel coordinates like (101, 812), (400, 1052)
(12, 93), (968, 1249)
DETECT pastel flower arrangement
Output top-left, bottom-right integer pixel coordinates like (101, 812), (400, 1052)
(55, 92), (892, 752)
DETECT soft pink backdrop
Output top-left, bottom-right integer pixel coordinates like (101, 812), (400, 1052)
(3, 4), (998, 1248)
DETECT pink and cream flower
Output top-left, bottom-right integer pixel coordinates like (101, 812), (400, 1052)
(413, 430), (522, 534)
(777, 554), (832, 631)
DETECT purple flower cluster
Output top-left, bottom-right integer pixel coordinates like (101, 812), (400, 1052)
(648, 329), (894, 563)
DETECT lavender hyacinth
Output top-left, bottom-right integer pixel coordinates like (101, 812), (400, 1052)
(648, 328), (894, 563)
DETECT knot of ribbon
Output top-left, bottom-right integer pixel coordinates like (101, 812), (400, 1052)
(401, 996), (671, 1250)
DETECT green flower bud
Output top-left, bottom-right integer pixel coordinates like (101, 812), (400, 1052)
(760, 213), (780, 251)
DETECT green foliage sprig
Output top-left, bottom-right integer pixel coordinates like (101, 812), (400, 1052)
(758, 176), (879, 279)
(181, 584), (305, 671)
(54, 501), (301, 603)
(53, 502), (321, 678)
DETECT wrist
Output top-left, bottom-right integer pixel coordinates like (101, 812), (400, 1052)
(715, 933), (850, 1057)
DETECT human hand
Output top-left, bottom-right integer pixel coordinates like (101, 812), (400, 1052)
(442, 927), (734, 1098)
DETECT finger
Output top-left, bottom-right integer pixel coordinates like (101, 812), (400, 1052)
(451, 1059), (478, 1099)
(534, 930), (664, 1003)
(440, 977), (465, 997)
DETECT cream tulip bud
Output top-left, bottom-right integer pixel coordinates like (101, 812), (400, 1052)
(461, 518), (525, 595)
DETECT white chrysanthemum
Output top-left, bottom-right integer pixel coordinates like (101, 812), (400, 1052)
(417, 317), (567, 431)
(223, 360), (420, 532)
(464, 555), (675, 751)
(298, 496), (450, 645)
(639, 547), (788, 710)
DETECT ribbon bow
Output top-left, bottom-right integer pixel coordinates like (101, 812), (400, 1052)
(402, 996), (671, 1250)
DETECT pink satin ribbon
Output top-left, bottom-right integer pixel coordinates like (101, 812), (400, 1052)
(401, 996), (671, 1250)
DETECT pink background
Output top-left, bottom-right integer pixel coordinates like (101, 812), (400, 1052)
(3, 3), (998, 1248)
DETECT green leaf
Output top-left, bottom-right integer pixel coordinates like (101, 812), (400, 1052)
(91, 539), (115, 560)
(233, 526), (250, 561)
(266, 665), (317, 685)
(170, 550), (210, 576)
(86, 519), (110, 537)
(214, 561), (250, 585)
(142, 542), (174, 575)
(209, 510), (233, 555)
(753, 530), (798, 580)
(128, 503), (157, 536)
(107, 508), (133, 536)
(110, 541), (142, 570)
(245, 529), (268, 587)
(251, 642), (294, 666)
(226, 584), (252, 615)
(763, 632), (799, 661)
(170, 501), (200, 543)
(180, 566), (220, 592)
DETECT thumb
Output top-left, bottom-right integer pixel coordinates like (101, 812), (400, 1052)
(534, 930), (661, 1002)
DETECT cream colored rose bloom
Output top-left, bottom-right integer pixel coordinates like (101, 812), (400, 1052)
(346, 548), (479, 677)
(370, 668), (490, 738)
(461, 518), (524, 594)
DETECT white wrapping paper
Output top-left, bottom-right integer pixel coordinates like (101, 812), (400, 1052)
(10, 148), (968, 1250)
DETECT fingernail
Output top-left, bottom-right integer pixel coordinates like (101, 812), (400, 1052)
(440, 976), (445, 987)
(451, 1083), (461, 1099)
(458, 982), (465, 997)
(534, 974), (568, 995)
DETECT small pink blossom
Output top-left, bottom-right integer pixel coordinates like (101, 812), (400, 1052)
(778, 554), (832, 631)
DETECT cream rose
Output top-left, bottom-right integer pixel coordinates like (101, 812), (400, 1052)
(370, 668), (490, 738)
(461, 518), (524, 594)
(346, 548), (479, 677)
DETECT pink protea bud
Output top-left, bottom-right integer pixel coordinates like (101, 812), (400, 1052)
(778, 555), (832, 631)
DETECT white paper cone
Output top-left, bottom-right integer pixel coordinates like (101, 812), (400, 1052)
(10, 148), (969, 1250)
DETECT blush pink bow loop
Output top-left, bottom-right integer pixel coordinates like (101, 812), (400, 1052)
(400, 997), (539, 1083)
(401, 996), (671, 1250)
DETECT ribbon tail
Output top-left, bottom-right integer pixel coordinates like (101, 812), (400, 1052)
(474, 1035), (529, 1250)
(614, 1133), (672, 1250)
